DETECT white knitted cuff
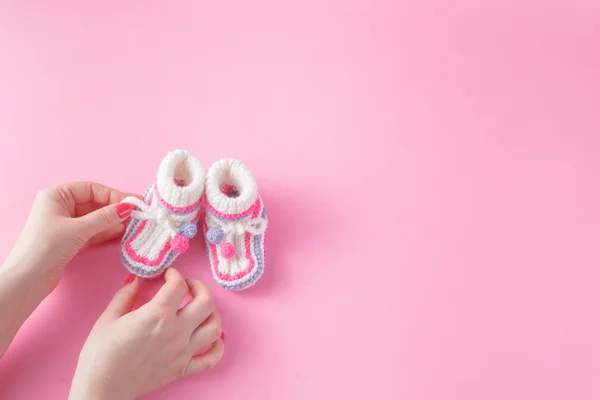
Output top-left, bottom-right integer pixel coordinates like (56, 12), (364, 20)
(156, 150), (205, 208)
(205, 158), (258, 214)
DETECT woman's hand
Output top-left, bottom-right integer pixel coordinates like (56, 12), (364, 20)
(3, 181), (136, 294)
(0, 182), (136, 358)
(70, 268), (225, 400)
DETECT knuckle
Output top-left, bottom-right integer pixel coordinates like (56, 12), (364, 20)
(201, 315), (221, 339)
(98, 208), (112, 225)
(175, 278), (188, 294)
(35, 188), (50, 200)
(210, 312), (222, 329)
(197, 292), (214, 311)
(211, 325), (222, 341)
(55, 186), (73, 208)
(35, 188), (57, 207)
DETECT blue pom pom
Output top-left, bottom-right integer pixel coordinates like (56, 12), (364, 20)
(206, 227), (224, 244)
(179, 222), (198, 239)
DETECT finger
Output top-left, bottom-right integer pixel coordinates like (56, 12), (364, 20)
(87, 224), (126, 247)
(101, 275), (140, 320)
(184, 339), (225, 376)
(177, 279), (215, 331)
(151, 268), (188, 311)
(189, 312), (222, 354)
(78, 203), (134, 237)
(75, 194), (143, 217)
(74, 202), (101, 217)
(61, 182), (128, 206)
(74, 195), (143, 216)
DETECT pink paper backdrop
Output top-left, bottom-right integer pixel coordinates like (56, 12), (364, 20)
(0, 1), (599, 399)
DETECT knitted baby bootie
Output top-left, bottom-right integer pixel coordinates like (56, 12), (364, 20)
(204, 159), (268, 290)
(120, 150), (205, 278)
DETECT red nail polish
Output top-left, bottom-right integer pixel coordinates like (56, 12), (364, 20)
(220, 331), (225, 342)
(116, 203), (134, 218)
(123, 274), (135, 286)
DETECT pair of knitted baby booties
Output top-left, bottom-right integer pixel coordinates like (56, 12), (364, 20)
(120, 150), (267, 291)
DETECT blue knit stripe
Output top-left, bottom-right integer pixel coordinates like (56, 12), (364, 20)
(142, 184), (153, 201)
(121, 251), (177, 277)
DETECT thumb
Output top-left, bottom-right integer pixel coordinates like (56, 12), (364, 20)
(101, 275), (140, 320)
(80, 203), (134, 237)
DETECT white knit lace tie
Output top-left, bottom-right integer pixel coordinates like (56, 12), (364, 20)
(121, 196), (181, 238)
(206, 215), (267, 259)
(220, 217), (268, 237)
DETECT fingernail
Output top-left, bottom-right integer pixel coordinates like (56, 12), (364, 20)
(123, 274), (135, 286)
(220, 331), (226, 342)
(116, 203), (134, 218)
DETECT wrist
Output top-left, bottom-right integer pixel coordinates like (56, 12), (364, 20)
(70, 375), (133, 400)
(1, 257), (55, 299)
(69, 388), (121, 400)
(0, 260), (50, 358)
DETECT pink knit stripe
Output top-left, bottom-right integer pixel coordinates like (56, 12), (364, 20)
(210, 200), (261, 281)
(205, 197), (260, 221)
(154, 184), (202, 213)
(124, 220), (171, 266)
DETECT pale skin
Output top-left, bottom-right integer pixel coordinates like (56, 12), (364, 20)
(0, 182), (225, 399)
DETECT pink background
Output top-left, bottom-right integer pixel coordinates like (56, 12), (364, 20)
(0, 1), (599, 399)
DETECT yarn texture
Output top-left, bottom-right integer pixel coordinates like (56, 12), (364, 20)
(206, 227), (224, 244)
(220, 242), (236, 259)
(204, 158), (268, 291)
(179, 222), (198, 239)
(170, 234), (190, 253)
(120, 150), (205, 278)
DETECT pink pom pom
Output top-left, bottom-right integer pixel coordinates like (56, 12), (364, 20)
(221, 242), (236, 259)
(170, 234), (189, 253)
